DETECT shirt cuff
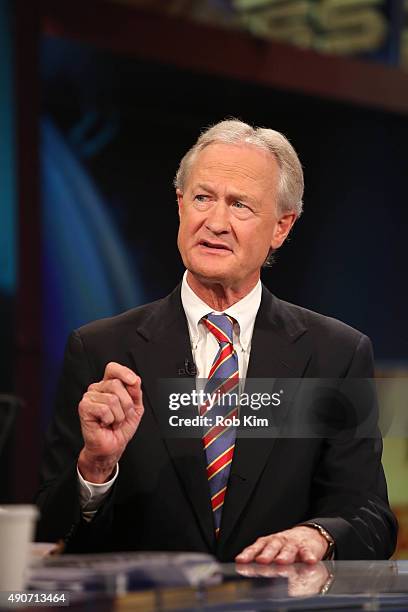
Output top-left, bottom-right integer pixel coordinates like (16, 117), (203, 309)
(77, 463), (119, 519)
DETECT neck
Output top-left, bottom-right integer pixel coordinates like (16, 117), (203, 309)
(186, 271), (259, 311)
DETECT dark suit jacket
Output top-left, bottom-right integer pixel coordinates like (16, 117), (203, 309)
(36, 284), (397, 560)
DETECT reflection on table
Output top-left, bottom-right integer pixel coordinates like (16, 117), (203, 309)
(20, 552), (408, 611)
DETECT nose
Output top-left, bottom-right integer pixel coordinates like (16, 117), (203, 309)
(205, 200), (230, 235)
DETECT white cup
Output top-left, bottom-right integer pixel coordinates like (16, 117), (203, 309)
(0, 505), (39, 590)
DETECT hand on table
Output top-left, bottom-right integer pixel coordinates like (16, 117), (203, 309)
(235, 526), (329, 565)
(78, 362), (144, 483)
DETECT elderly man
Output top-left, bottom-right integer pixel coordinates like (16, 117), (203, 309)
(37, 119), (397, 562)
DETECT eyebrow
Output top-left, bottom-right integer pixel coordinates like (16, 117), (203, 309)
(194, 183), (216, 194)
(194, 183), (258, 206)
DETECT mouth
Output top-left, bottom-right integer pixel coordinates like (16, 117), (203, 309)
(198, 240), (232, 252)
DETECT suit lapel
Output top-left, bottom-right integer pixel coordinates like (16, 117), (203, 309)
(129, 286), (216, 552)
(218, 286), (313, 548)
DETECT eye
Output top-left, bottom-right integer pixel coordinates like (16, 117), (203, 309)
(193, 194), (212, 210)
(231, 200), (254, 219)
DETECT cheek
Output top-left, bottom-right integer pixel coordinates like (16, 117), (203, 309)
(239, 225), (274, 259)
(179, 209), (204, 237)
(238, 224), (267, 248)
(177, 215), (197, 254)
(258, 221), (277, 246)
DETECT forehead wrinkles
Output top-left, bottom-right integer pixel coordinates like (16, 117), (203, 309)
(197, 159), (264, 183)
(189, 151), (276, 199)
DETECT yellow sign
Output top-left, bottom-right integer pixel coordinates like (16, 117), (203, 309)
(233, 0), (388, 55)
(111, 0), (408, 67)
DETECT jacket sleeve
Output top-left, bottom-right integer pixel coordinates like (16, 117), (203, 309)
(307, 334), (398, 559)
(36, 330), (116, 550)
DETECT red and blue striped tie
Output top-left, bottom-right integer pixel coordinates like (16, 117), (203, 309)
(201, 313), (239, 538)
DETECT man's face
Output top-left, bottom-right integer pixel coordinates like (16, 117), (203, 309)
(177, 142), (296, 291)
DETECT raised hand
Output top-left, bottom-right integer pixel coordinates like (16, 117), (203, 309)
(77, 362), (144, 483)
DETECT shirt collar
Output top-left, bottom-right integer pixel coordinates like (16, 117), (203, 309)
(180, 271), (262, 350)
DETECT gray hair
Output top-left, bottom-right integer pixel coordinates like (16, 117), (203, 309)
(174, 118), (304, 217)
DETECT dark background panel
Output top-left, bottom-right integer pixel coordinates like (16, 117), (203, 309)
(41, 36), (407, 386)
(2, 0), (406, 510)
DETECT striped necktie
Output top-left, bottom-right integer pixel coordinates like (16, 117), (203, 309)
(201, 313), (239, 537)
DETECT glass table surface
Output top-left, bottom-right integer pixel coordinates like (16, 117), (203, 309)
(16, 551), (408, 612)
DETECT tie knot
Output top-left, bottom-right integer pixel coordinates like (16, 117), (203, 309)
(203, 313), (234, 345)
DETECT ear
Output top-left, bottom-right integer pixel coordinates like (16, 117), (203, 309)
(176, 189), (183, 218)
(270, 213), (297, 250)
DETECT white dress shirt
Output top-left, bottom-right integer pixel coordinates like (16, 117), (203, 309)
(78, 272), (262, 519)
(181, 270), (262, 380)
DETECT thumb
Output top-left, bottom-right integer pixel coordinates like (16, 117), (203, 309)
(123, 381), (144, 434)
(126, 379), (143, 407)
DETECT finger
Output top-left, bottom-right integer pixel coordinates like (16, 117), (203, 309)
(126, 377), (143, 408)
(103, 362), (138, 385)
(89, 380), (144, 437)
(122, 384), (144, 432)
(105, 379), (137, 414)
(255, 538), (284, 564)
(90, 379), (136, 415)
(79, 401), (116, 428)
(298, 545), (319, 564)
(86, 391), (126, 427)
(274, 543), (299, 565)
(235, 538), (268, 563)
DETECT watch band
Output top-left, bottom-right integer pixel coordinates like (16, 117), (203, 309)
(299, 522), (335, 560)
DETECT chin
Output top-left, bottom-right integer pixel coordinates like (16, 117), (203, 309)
(188, 260), (231, 284)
